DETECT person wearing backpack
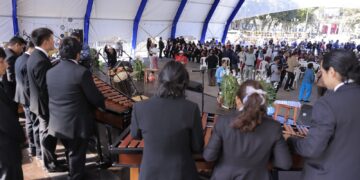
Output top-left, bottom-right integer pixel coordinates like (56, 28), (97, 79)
(269, 56), (282, 92)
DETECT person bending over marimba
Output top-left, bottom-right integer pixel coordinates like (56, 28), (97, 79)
(204, 80), (292, 180)
(286, 50), (360, 180)
(130, 61), (204, 180)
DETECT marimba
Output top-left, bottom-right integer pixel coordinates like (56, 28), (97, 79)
(109, 113), (308, 180)
(93, 75), (134, 129)
(93, 75), (135, 166)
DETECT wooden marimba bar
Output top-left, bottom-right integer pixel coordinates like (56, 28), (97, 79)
(93, 75), (134, 129)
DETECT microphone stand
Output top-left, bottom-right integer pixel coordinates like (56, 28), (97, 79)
(97, 51), (113, 85)
(120, 49), (144, 101)
(192, 68), (206, 113)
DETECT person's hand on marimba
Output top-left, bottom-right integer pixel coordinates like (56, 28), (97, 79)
(297, 126), (309, 137)
(282, 124), (295, 140)
(283, 124), (308, 139)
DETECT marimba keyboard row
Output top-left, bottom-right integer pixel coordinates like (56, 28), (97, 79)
(93, 75), (134, 129)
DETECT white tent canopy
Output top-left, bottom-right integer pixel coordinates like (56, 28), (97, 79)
(1, 0), (360, 50)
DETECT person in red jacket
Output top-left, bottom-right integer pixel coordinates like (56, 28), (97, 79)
(175, 51), (188, 66)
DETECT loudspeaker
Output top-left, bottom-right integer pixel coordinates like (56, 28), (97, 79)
(187, 81), (203, 93)
(297, 104), (313, 125)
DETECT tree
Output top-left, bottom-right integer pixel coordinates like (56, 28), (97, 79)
(233, 8), (318, 32)
(342, 9), (360, 33)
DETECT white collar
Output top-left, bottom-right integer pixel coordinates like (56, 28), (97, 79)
(25, 52), (31, 55)
(35, 46), (48, 56)
(334, 79), (355, 92)
(69, 59), (79, 65)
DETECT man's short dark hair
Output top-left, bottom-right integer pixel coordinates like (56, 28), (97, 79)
(274, 56), (281, 62)
(70, 31), (83, 43)
(27, 41), (35, 49)
(0, 47), (6, 59)
(8, 36), (26, 46)
(307, 63), (313, 69)
(70, 32), (81, 39)
(59, 37), (82, 60)
(31, 28), (53, 46)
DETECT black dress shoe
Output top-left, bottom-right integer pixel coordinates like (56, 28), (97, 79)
(304, 100), (310, 103)
(47, 165), (68, 173)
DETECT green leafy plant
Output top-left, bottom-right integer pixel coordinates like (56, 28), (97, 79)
(221, 75), (239, 109)
(259, 80), (277, 106)
(133, 59), (145, 80)
(90, 48), (99, 68)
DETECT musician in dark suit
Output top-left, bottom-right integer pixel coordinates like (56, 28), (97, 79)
(27, 28), (65, 172)
(204, 80), (292, 180)
(130, 61), (204, 180)
(47, 37), (105, 180)
(1, 36), (26, 111)
(287, 50), (360, 180)
(0, 47), (25, 180)
(14, 41), (40, 157)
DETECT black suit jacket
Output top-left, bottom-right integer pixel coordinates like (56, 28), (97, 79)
(204, 113), (292, 180)
(27, 49), (52, 117)
(130, 97), (204, 180)
(47, 60), (105, 139)
(1, 49), (19, 99)
(289, 83), (360, 180)
(0, 83), (25, 163)
(205, 55), (219, 69)
(14, 53), (30, 106)
(159, 40), (164, 50)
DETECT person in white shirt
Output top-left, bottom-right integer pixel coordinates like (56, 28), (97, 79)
(149, 44), (159, 69)
(238, 48), (246, 76)
(244, 47), (256, 80)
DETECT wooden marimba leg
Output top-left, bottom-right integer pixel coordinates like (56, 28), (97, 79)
(130, 167), (140, 180)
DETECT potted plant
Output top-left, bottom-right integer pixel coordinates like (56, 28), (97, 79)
(220, 75), (239, 109)
(90, 48), (100, 68)
(133, 58), (145, 81)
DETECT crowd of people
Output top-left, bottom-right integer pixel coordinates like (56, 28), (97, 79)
(146, 36), (360, 102)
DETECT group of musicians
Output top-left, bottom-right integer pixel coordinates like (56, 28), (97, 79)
(129, 50), (360, 180)
(1, 26), (360, 180)
(0, 28), (105, 180)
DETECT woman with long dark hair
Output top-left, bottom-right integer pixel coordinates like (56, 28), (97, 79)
(130, 61), (204, 180)
(287, 49), (360, 180)
(204, 80), (292, 180)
